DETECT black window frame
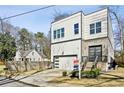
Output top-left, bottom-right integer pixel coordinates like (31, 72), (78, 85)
(57, 29), (60, 38)
(90, 23), (95, 34)
(74, 23), (79, 34)
(61, 28), (65, 37)
(90, 21), (102, 34)
(96, 22), (101, 33)
(53, 30), (56, 39)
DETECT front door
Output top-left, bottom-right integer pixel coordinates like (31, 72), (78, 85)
(89, 45), (102, 61)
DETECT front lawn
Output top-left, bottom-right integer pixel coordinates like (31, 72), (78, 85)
(49, 67), (124, 87)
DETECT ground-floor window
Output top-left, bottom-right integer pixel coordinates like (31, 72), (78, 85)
(53, 56), (59, 68)
(89, 45), (102, 61)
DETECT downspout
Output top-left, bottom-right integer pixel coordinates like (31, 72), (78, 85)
(106, 7), (110, 71)
(79, 12), (83, 79)
(50, 25), (53, 68)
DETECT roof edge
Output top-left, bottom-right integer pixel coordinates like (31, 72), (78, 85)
(84, 7), (108, 16)
(51, 7), (108, 24)
(51, 11), (82, 24)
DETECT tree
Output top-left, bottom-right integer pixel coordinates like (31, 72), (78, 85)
(0, 32), (16, 61)
(43, 34), (51, 59)
(99, 6), (124, 52)
(18, 28), (32, 51)
(53, 10), (70, 21)
(34, 32), (44, 52)
(34, 31), (51, 59)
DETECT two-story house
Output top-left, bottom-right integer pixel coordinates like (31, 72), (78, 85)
(51, 8), (114, 71)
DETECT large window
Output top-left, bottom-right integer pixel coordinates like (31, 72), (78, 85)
(89, 45), (102, 61)
(57, 29), (60, 38)
(90, 21), (101, 34)
(53, 28), (65, 39)
(74, 23), (79, 34)
(61, 28), (64, 37)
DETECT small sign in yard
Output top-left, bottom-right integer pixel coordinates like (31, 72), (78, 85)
(73, 58), (79, 71)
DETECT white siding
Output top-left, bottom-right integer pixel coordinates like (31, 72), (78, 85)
(83, 9), (108, 40)
(51, 40), (81, 62)
(51, 12), (82, 43)
(14, 50), (22, 61)
(108, 11), (114, 60)
(51, 8), (114, 71)
(26, 50), (42, 62)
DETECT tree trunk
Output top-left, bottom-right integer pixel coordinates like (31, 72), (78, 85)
(24, 60), (28, 71)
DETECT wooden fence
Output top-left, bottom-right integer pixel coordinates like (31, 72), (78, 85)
(6, 60), (51, 72)
(115, 54), (124, 67)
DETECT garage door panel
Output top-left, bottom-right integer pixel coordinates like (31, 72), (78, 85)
(59, 56), (75, 71)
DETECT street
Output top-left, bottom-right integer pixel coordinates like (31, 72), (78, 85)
(0, 76), (35, 87)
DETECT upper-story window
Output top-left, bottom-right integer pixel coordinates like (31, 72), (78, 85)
(90, 23), (95, 34)
(96, 22), (101, 33)
(53, 28), (64, 39)
(61, 28), (64, 37)
(57, 29), (60, 38)
(74, 23), (79, 34)
(53, 30), (56, 39)
(90, 21), (101, 34)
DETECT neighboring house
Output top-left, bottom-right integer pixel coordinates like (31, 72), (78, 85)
(51, 8), (114, 71)
(14, 49), (46, 62)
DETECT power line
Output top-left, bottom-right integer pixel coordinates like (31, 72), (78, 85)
(1, 5), (56, 20)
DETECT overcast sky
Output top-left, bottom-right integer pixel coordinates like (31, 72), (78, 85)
(0, 5), (124, 35)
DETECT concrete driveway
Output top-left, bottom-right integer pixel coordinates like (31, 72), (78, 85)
(13, 68), (65, 87)
(0, 76), (36, 87)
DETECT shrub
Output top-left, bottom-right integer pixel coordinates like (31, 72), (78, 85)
(69, 69), (101, 78)
(70, 70), (79, 78)
(62, 71), (67, 76)
(118, 62), (124, 67)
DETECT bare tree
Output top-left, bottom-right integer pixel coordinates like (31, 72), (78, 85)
(100, 6), (124, 52)
(53, 9), (70, 22)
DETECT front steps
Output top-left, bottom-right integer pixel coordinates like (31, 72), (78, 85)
(82, 61), (107, 71)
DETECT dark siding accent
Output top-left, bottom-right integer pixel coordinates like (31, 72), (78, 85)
(84, 36), (107, 41)
(54, 55), (77, 57)
(80, 12), (83, 62)
(51, 38), (81, 45)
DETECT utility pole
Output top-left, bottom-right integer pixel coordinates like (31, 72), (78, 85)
(0, 17), (4, 33)
(121, 24), (124, 52)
